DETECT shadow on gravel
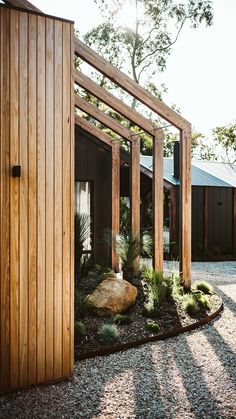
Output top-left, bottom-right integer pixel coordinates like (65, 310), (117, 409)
(170, 336), (224, 418)
(213, 284), (236, 316)
(203, 325), (236, 387)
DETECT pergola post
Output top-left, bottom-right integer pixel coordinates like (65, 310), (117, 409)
(152, 130), (164, 273)
(111, 142), (120, 271)
(130, 135), (140, 270)
(179, 124), (192, 289)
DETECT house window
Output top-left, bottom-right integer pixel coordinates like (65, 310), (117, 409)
(75, 181), (92, 252)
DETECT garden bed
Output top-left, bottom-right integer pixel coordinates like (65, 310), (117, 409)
(75, 275), (223, 361)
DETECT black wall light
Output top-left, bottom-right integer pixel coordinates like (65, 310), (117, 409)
(12, 165), (21, 177)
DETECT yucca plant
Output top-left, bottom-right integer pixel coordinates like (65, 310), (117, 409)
(74, 212), (91, 281)
(113, 229), (152, 281)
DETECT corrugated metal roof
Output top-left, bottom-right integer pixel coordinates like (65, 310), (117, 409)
(140, 156), (236, 187)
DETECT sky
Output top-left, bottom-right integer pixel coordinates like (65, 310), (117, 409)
(32, 0), (236, 137)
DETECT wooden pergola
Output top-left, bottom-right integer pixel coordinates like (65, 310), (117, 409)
(0, 0), (191, 393)
(74, 37), (192, 284)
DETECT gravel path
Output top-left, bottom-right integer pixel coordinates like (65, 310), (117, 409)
(1, 262), (236, 418)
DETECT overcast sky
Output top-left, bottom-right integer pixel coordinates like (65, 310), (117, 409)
(33, 0), (236, 137)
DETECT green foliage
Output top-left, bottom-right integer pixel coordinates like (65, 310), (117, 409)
(146, 320), (160, 332)
(74, 321), (86, 342)
(182, 294), (200, 315)
(97, 324), (120, 343)
(213, 123), (236, 163)
(106, 229), (152, 280)
(84, 0), (213, 86)
(194, 280), (213, 295)
(113, 314), (132, 325)
(192, 290), (211, 310)
(170, 272), (184, 299)
(141, 266), (172, 317)
(74, 213), (91, 280)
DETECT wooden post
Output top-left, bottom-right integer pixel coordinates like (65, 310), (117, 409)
(152, 130), (164, 273)
(204, 187), (208, 253)
(179, 124), (192, 289)
(111, 142), (120, 271)
(130, 135), (140, 270)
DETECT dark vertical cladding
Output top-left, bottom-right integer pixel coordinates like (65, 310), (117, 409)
(75, 126), (112, 265)
(173, 141), (180, 179)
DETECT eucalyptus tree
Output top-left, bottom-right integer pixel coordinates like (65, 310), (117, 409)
(84, 0), (213, 90)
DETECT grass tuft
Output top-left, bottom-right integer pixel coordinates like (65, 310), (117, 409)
(113, 314), (132, 325)
(194, 280), (213, 295)
(145, 320), (160, 332)
(183, 294), (200, 315)
(97, 324), (120, 343)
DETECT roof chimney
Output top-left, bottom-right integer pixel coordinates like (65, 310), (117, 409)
(173, 141), (180, 178)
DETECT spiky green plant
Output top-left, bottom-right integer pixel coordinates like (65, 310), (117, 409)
(106, 229), (152, 281)
(193, 290), (211, 310)
(194, 280), (213, 295)
(97, 324), (120, 343)
(146, 320), (160, 332)
(113, 314), (132, 325)
(75, 212), (91, 280)
(183, 294), (200, 315)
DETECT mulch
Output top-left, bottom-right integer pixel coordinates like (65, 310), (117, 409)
(74, 275), (223, 361)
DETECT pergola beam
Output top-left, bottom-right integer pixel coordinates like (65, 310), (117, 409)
(74, 69), (155, 136)
(75, 94), (134, 142)
(74, 37), (189, 130)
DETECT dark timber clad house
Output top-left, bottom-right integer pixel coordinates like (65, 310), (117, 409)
(140, 148), (236, 259)
(0, 0), (192, 393)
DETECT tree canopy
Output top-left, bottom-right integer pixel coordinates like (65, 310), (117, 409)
(84, 0), (213, 86)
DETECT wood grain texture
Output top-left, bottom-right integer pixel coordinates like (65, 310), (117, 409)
(28, 12), (37, 387)
(75, 95), (134, 142)
(9, 8), (20, 390)
(54, 19), (63, 380)
(0, 8), (74, 393)
(62, 21), (72, 377)
(36, 15), (46, 384)
(0, 7), (11, 393)
(74, 70), (155, 136)
(152, 131), (164, 273)
(179, 125), (192, 288)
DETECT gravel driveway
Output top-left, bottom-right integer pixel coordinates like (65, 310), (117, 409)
(0, 262), (236, 418)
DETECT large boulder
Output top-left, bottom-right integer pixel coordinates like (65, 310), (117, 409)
(86, 277), (138, 316)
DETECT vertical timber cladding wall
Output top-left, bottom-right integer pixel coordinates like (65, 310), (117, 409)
(0, 7), (74, 392)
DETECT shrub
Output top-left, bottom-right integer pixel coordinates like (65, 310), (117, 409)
(194, 280), (213, 295)
(97, 324), (120, 343)
(142, 301), (160, 318)
(74, 321), (86, 342)
(183, 295), (200, 315)
(146, 320), (160, 332)
(113, 314), (132, 325)
(193, 290), (211, 310)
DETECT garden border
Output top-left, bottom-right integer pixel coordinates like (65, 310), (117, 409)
(76, 299), (223, 361)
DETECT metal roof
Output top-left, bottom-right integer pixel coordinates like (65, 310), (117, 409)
(140, 156), (236, 187)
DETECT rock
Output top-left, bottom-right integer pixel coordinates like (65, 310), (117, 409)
(86, 277), (138, 316)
